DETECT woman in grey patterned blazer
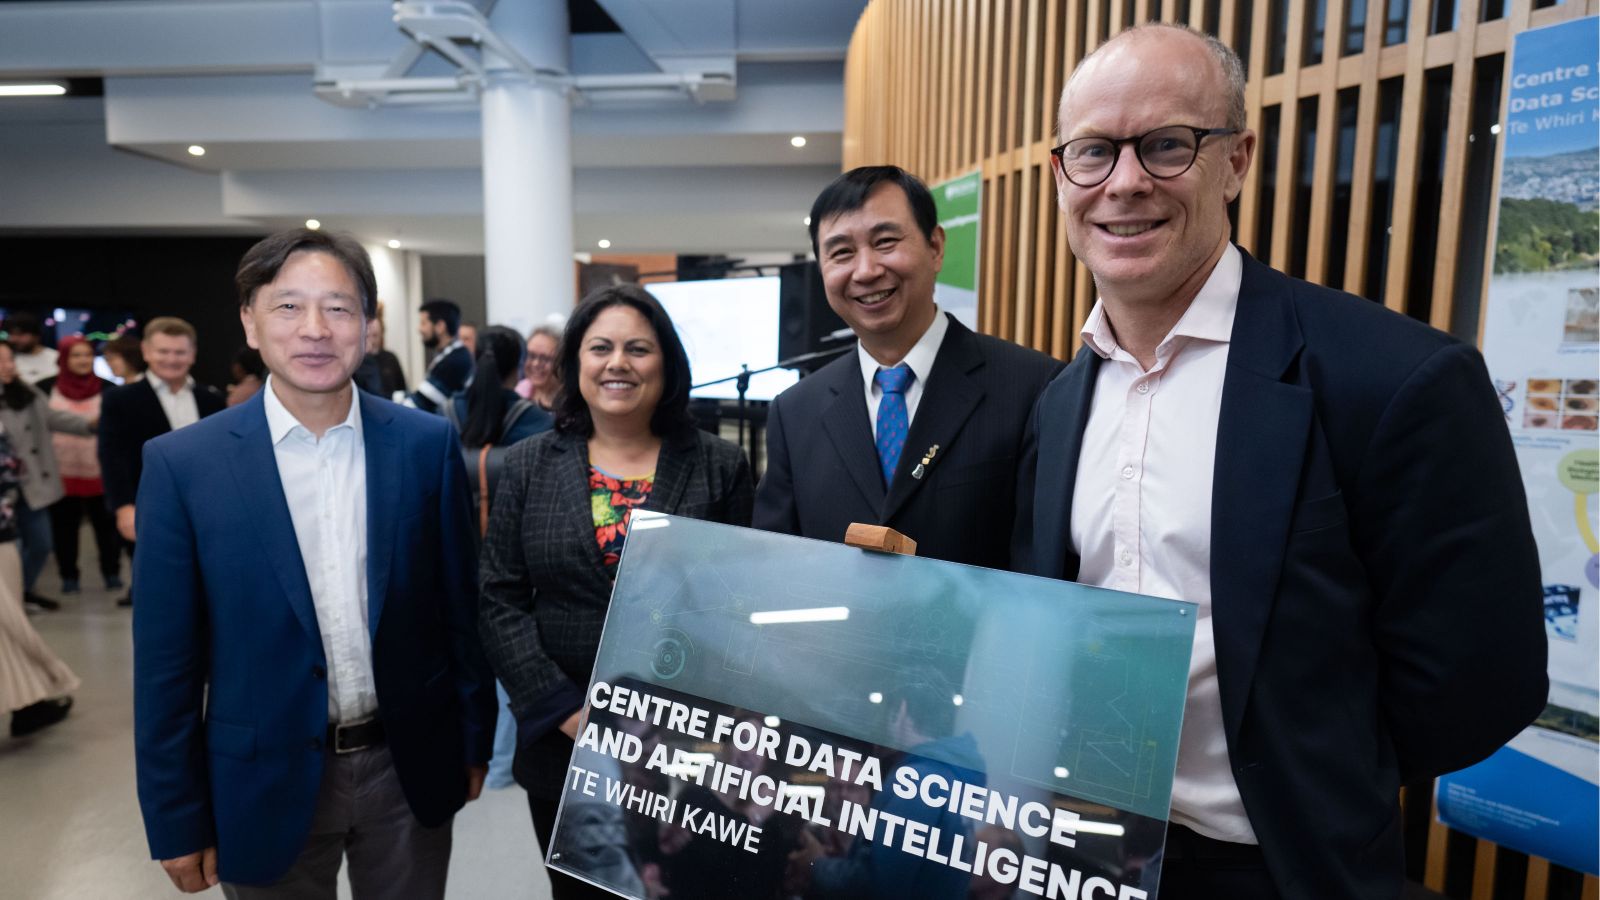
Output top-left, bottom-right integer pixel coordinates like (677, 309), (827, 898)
(479, 284), (753, 898)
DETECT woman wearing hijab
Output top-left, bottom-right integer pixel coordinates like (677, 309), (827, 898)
(37, 336), (121, 595)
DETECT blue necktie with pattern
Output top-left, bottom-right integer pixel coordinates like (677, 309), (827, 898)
(874, 365), (914, 487)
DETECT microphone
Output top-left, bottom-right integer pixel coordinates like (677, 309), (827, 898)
(821, 328), (857, 344)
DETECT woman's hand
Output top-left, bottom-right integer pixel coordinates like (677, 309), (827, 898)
(558, 706), (588, 739)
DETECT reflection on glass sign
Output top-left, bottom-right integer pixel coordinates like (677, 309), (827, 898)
(549, 513), (1197, 899)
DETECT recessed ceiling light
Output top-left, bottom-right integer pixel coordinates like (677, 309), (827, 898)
(187, 145), (206, 157)
(790, 135), (807, 148)
(305, 219), (321, 230)
(0, 83), (66, 98)
(597, 239), (612, 249)
(387, 239), (401, 249)
(803, 216), (811, 226)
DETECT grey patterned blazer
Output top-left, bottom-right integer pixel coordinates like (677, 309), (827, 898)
(478, 426), (752, 797)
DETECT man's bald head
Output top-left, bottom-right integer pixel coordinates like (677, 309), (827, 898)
(1060, 24), (1246, 137)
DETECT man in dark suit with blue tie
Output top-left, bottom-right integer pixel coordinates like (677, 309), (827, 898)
(132, 228), (495, 898)
(1028, 24), (1546, 898)
(755, 166), (1062, 569)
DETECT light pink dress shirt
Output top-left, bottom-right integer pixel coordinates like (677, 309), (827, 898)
(1070, 244), (1257, 843)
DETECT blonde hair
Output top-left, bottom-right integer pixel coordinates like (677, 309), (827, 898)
(143, 316), (197, 344)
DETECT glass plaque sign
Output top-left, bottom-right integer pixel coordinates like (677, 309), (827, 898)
(547, 513), (1197, 899)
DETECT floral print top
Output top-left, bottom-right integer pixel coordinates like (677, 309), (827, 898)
(589, 465), (653, 573)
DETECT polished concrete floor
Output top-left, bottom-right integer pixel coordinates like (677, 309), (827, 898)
(0, 532), (553, 899)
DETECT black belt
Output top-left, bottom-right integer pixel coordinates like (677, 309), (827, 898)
(327, 717), (385, 754)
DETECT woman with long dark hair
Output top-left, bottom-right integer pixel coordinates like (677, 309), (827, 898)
(446, 325), (553, 520)
(479, 285), (753, 898)
(447, 325), (554, 793)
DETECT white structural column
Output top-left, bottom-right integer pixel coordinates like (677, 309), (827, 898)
(481, 0), (573, 337)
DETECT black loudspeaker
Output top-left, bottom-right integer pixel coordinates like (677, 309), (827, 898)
(778, 261), (849, 371)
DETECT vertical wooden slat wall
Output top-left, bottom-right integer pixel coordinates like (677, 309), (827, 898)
(840, 1), (1600, 898)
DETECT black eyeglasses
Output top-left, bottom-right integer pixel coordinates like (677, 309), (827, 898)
(1050, 125), (1240, 187)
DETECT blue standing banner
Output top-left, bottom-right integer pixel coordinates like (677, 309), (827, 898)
(1437, 14), (1600, 877)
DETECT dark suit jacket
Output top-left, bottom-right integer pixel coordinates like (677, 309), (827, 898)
(131, 390), (496, 885)
(1027, 251), (1547, 899)
(478, 427), (753, 798)
(755, 314), (1063, 569)
(98, 378), (225, 509)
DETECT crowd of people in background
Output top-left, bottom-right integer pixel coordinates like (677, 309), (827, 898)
(0, 294), (568, 758)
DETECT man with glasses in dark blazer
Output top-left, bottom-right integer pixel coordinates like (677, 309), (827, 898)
(1027, 23), (1545, 899)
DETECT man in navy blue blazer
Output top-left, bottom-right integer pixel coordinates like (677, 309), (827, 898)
(1029, 24), (1545, 899)
(132, 228), (495, 897)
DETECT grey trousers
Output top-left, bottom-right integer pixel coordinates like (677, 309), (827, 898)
(222, 744), (453, 900)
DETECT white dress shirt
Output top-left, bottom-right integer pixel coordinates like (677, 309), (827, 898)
(858, 306), (950, 433)
(150, 376), (201, 431)
(1070, 244), (1257, 843)
(263, 377), (376, 723)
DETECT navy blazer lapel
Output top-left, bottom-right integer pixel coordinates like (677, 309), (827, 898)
(361, 393), (399, 640)
(226, 393), (320, 646)
(818, 359), (888, 513)
(1210, 252), (1313, 745)
(882, 317), (983, 522)
(1037, 347), (1101, 580)
(136, 378), (173, 438)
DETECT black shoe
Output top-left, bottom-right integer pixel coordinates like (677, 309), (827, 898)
(11, 697), (72, 737)
(116, 594), (132, 608)
(23, 592), (58, 612)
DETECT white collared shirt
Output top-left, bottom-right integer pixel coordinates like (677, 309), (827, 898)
(1070, 244), (1256, 843)
(150, 376), (200, 431)
(263, 376), (375, 723)
(858, 306), (950, 433)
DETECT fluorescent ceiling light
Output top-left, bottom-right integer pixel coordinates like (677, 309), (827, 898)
(0, 83), (66, 97)
(1076, 821), (1127, 837)
(749, 606), (849, 625)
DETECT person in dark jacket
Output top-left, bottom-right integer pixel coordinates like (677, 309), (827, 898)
(479, 285), (753, 899)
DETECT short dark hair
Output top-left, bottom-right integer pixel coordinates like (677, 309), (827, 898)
(419, 299), (462, 336)
(4, 311), (42, 338)
(235, 228), (378, 319)
(555, 284), (695, 440)
(232, 345), (267, 381)
(808, 165), (940, 257)
(104, 336), (146, 373)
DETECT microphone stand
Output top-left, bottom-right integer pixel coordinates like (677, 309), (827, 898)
(691, 343), (854, 457)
